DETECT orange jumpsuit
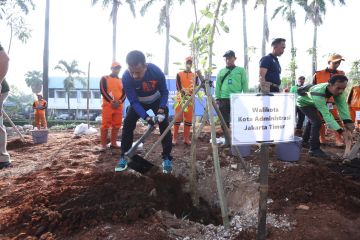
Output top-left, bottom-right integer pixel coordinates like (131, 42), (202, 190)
(347, 85), (360, 128)
(313, 68), (345, 145)
(33, 99), (47, 129)
(173, 70), (197, 145)
(100, 74), (126, 147)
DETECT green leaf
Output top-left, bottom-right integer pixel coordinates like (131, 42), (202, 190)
(187, 22), (194, 39)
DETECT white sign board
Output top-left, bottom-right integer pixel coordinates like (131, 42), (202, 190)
(231, 93), (296, 144)
(356, 111), (360, 121)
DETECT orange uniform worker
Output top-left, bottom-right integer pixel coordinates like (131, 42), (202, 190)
(347, 83), (360, 128)
(99, 62), (126, 150)
(32, 94), (47, 129)
(313, 54), (345, 146)
(173, 56), (198, 145)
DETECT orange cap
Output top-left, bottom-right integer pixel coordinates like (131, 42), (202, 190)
(185, 56), (193, 62)
(111, 61), (121, 68)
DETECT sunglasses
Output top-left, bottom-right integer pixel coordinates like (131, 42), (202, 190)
(333, 61), (341, 65)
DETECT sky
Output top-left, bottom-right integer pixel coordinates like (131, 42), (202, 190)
(1, 0), (360, 94)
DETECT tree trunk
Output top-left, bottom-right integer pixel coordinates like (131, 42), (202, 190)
(112, 2), (119, 62)
(261, 1), (268, 57)
(312, 24), (318, 75)
(242, 0), (249, 73)
(290, 21), (296, 85)
(7, 24), (13, 54)
(43, 0), (50, 118)
(164, 0), (170, 75)
(207, 0), (229, 229)
(67, 91), (71, 115)
(189, 0), (199, 206)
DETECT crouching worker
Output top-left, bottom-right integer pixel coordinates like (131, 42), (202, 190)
(115, 50), (173, 173)
(33, 94), (47, 129)
(99, 62), (126, 151)
(298, 75), (354, 158)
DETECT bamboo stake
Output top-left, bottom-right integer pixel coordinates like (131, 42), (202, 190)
(2, 110), (25, 141)
(210, 96), (248, 172)
(86, 62), (90, 127)
(144, 84), (202, 159)
(256, 93), (272, 240)
(204, 77), (229, 229)
(257, 142), (269, 240)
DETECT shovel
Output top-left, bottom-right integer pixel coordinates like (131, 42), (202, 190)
(126, 124), (159, 174)
(116, 117), (161, 174)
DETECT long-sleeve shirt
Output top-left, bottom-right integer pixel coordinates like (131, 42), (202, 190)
(215, 66), (248, 100)
(297, 83), (351, 130)
(122, 63), (169, 119)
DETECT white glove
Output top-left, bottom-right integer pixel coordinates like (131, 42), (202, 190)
(156, 114), (165, 123)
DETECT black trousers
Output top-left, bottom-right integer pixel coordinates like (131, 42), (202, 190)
(121, 100), (172, 159)
(218, 99), (230, 128)
(300, 106), (322, 151)
(295, 106), (305, 130)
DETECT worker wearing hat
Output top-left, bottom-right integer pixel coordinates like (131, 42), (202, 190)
(312, 53), (345, 146)
(32, 93), (47, 129)
(99, 61), (126, 151)
(173, 56), (199, 145)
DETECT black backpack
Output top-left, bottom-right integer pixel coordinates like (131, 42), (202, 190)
(297, 84), (314, 96)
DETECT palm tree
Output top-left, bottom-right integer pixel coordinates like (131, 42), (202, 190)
(91, 0), (136, 61)
(43, 0), (49, 113)
(272, 0), (297, 84)
(25, 70), (43, 94)
(231, 0), (249, 73)
(0, 0), (35, 18)
(140, 0), (185, 75)
(296, 0), (345, 74)
(54, 60), (85, 114)
(255, 0), (269, 57)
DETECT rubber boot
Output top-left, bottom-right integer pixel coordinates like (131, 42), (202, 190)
(100, 128), (108, 149)
(172, 125), (179, 145)
(183, 125), (191, 145)
(110, 128), (120, 148)
(319, 124), (326, 144)
(335, 131), (344, 147)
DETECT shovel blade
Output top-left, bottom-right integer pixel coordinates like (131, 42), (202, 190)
(128, 154), (156, 174)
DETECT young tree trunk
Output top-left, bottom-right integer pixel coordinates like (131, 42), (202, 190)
(43, 0), (50, 118)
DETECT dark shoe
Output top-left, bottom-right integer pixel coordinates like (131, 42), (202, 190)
(302, 141), (310, 149)
(309, 149), (328, 159)
(0, 162), (11, 169)
(295, 129), (303, 136)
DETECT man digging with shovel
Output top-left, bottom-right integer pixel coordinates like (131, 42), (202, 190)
(115, 50), (173, 174)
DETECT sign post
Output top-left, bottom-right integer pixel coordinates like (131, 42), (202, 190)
(231, 93), (296, 240)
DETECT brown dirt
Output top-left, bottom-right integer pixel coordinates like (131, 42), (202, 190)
(0, 126), (360, 239)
